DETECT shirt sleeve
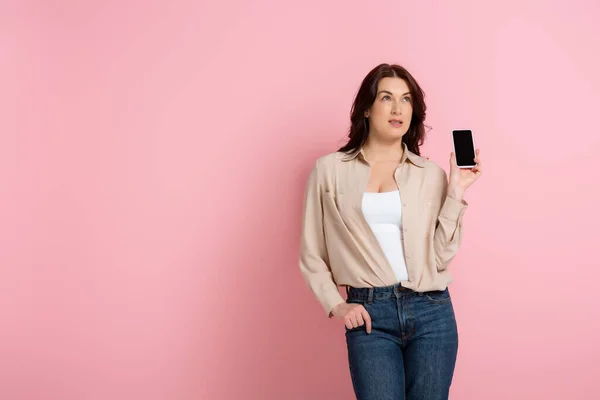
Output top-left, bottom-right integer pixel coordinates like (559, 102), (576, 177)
(298, 161), (346, 317)
(433, 169), (468, 271)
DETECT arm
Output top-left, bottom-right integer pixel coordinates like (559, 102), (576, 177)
(434, 149), (482, 271)
(299, 162), (345, 317)
(433, 169), (468, 271)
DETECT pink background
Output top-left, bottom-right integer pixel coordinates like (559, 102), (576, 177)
(2, 1), (599, 399)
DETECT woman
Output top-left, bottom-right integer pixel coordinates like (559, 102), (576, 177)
(298, 63), (482, 400)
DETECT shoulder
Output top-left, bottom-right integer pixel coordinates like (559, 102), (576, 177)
(420, 158), (449, 184)
(304, 151), (347, 188)
(316, 151), (347, 165)
(312, 151), (349, 172)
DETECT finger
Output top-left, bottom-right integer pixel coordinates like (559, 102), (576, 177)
(355, 313), (365, 327)
(362, 309), (372, 334)
(345, 316), (356, 329)
(345, 319), (353, 329)
(450, 152), (458, 169)
(474, 150), (482, 167)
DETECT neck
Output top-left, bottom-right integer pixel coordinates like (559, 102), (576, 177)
(362, 137), (405, 163)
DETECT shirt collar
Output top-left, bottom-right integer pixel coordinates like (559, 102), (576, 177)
(341, 142), (426, 168)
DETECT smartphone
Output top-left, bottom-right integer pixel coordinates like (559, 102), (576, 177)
(452, 129), (476, 168)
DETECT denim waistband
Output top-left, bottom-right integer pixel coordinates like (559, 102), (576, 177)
(346, 282), (420, 303)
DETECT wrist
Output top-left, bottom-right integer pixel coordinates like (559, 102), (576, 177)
(330, 302), (343, 318)
(447, 186), (465, 202)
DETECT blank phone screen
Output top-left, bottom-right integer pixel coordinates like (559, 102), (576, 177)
(452, 130), (475, 167)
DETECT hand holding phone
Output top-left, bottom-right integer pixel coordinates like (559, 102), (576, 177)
(448, 129), (482, 198)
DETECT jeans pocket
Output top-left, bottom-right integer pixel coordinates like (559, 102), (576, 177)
(424, 288), (451, 304)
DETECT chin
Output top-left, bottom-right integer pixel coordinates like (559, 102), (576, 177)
(371, 126), (408, 141)
(383, 131), (406, 141)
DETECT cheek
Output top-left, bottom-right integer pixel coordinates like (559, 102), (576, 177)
(405, 105), (414, 120)
(370, 102), (387, 116)
(371, 106), (391, 124)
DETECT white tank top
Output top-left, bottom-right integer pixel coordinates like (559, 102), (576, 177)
(361, 190), (408, 282)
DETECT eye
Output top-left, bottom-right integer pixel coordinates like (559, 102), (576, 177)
(382, 95), (391, 100)
(402, 96), (411, 103)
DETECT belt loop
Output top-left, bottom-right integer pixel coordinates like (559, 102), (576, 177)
(367, 288), (374, 304)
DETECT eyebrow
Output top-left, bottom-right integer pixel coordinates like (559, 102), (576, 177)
(377, 90), (411, 96)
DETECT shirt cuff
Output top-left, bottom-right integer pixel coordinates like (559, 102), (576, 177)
(324, 291), (346, 319)
(439, 195), (468, 222)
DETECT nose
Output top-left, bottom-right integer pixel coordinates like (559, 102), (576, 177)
(391, 101), (401, 115)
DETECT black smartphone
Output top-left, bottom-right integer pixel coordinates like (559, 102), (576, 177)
(452, 129), (476, 168)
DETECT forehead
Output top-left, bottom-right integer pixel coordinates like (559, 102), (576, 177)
(377, 77), (410, 93)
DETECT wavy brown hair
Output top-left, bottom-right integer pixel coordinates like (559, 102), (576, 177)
(339, 63), (429, 157)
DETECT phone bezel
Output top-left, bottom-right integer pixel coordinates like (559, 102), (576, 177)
(452, 129), (476, 169)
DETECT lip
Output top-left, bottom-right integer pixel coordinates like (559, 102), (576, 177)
(389, 119), (404, 127)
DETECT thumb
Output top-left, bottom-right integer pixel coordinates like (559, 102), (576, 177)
(449, 152), (459, 173)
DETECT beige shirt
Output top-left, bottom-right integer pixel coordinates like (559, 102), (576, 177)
(299, 143), (468, 317)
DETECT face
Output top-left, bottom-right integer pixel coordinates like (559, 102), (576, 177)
(365, 77), (413, 141)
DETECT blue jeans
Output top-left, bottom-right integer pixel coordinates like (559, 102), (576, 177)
(345, 283), (458, 400)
